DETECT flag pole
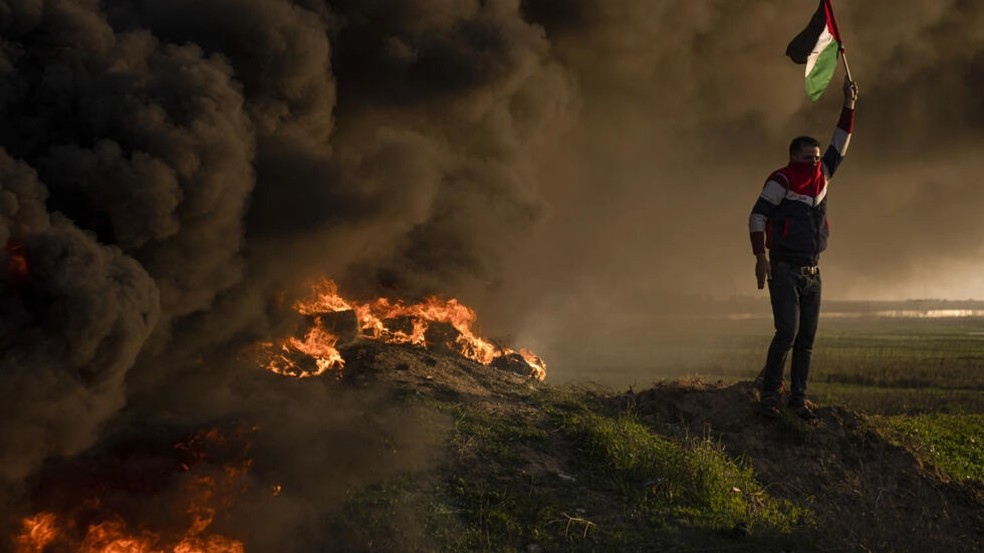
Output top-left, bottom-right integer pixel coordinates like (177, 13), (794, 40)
(829, 0), (852, 82)
(840, 49), (854, 82)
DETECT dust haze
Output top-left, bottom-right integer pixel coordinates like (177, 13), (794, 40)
(498, 0), (984, 380)
(1, 0), (982, 546)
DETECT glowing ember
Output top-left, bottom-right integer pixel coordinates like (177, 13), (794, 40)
(15, 427), (252, 553)
(5, 239), (29, 282)
(258, 278), (547, 380)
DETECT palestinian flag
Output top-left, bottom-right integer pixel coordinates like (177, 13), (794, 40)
(786, 0), (842, 101)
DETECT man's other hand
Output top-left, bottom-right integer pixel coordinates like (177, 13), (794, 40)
(755, 254), (770, 290)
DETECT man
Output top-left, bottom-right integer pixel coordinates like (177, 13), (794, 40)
(748, 75), (859, 420)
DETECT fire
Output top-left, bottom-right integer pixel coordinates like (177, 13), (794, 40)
(258, 278), (547, 380)
(15, 501), (246, 553)
(286, 323), (346, 374)
(257, 319), (346, 379)
(15, 513), (57, 552)
(293, 278), (352, 314)
(75, 518), (158, 552)
(353, 296), (498, 362)
(518, 348), (548, 381)
(14, 427), (252, 553)
(15, 514), (246, 553)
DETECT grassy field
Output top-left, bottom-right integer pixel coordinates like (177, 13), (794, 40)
(558, 312), (984, 409)
(699, 315), (984, 411)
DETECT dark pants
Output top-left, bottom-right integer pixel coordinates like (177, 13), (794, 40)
(762, 261), (822, 403)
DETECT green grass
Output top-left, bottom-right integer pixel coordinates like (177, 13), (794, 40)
(528, 388), (815, 549)
(811, 383), (984, 415)
(557, 407), (810, 533)
(810, 320), (984, 390)
(702, 324), (984, 390)
(872, 413), (984, 482)
(329, 387), (827, 552)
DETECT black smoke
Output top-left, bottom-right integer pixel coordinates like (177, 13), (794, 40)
(0, 0), (573, 545)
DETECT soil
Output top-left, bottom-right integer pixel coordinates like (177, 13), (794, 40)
(624, 379), (984, 552)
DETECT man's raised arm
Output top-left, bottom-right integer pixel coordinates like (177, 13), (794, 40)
(821, 76), (859, 179)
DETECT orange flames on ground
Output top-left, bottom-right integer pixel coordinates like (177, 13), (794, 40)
(259, 278), (546, 380)
(16, 515), (244, 553)
(260, 323), (347, 378)
(15, 427), (254, 553)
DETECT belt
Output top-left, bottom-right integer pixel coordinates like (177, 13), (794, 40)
(776, 261), (819, 276)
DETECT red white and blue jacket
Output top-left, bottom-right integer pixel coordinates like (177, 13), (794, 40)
(748, 107), (855, 265)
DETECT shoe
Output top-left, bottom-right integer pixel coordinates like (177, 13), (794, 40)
(791, 403), (819, 423)
(760, 395), (780, 418)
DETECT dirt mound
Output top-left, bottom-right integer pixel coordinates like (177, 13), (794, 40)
(337, 339), (538, 400)
(624, 380), (984, 552)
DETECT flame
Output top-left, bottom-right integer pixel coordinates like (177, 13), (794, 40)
(15, 514), (246, 553)
(15, 513), (58, 552)
(258, 320), (346, 379)
(294, 279), (353, 314)
(286, 323), (346, 374)
(15, 427), (252, 553)
(518, 348), (547, 381)
(77, 518), (159, 552)
(352, 296), (499, 363)
(258, 278), (547, 380)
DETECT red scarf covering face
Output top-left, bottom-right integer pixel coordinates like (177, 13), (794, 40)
(775, 160), (825, 198)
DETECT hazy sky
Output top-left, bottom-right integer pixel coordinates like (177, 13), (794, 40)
(1, 0), (983, 533)
(512, 0), (984, 305)
(489, 0), (984, 377)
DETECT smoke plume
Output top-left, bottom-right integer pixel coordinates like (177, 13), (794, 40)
(0, 0), (572, 541)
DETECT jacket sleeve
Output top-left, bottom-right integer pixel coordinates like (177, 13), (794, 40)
(748, 174), (787, 255)
(821, 106), (855, 180)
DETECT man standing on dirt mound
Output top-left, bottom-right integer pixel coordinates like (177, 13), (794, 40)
(748, 75), (859, 421)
